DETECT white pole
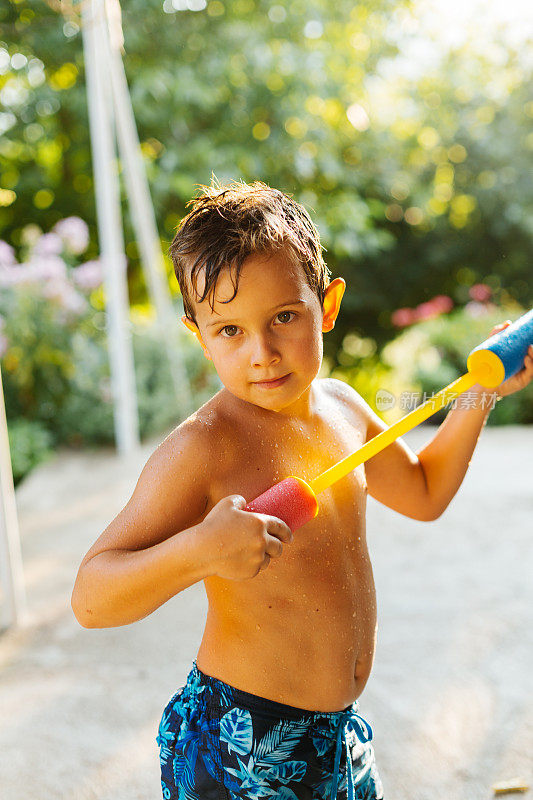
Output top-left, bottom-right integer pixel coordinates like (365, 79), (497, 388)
(82, 0), (140, 455)
(102, 15), (193, 415)
(0, 368), (27, 630)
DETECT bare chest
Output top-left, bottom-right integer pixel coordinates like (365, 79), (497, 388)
(196, 391), (378, 706)
(205, 405), (370, 605)
(210, 400), (366, 505)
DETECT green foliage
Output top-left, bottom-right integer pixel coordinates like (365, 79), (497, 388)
(393, 305), (533, 426)
(4, 299), (218, 484)
(0, 0), (403, 309)
(1, 290), (79, 422)
(0, 220), (218, 484)
(334, 303), (533, 426)
(3, 1), (532, 348)
(50, 319), (219, 448)
(0, 0), (531, 492)
(132, 320), (219, 440)
(7, 416), (54, 484)
(354, 46), (533, 354)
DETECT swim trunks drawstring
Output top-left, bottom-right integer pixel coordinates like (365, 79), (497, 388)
(329, 707), (373, 800)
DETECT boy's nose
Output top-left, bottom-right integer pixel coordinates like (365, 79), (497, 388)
(250, 335), (281, 368)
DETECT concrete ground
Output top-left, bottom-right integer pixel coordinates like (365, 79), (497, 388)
(0, 424), (531, 800)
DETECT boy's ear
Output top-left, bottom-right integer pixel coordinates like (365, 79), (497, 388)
(181, 315), (212, 361)
(322, 278), (346, 332)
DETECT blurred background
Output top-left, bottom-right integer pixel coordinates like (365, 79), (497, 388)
(1, 3), (532, 799)
(1, 0), (532, 486)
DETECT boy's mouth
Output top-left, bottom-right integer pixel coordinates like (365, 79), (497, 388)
(253, 373), (291, 388)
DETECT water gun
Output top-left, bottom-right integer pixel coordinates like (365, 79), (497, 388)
(245, 309), (533, 531)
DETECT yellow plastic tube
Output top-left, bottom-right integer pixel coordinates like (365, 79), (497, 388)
(309, 371), (479, 495)
(245, 310), (533, 530)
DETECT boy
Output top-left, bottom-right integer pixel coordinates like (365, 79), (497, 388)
(72, 180), (533, 800)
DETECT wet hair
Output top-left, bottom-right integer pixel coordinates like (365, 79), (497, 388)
(169, 177), (331, 323)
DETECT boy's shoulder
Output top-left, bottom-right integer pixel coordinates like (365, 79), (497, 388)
(319, 376), (364, 409)
(159, 390), (239, 467)
(160, 379), (370, 456)
(318, 377), (373, 432)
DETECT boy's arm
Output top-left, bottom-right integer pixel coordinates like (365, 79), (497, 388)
(329, 379), (496, 521)
(71, 420), (215, 628)
(408, 384), (498, 519)
(411, 324), (533, 515)
(330, 323), (532, 522)
(72, 417), (294, 628)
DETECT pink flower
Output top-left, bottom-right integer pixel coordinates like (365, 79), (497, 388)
(53, 217), (89, 256)
(392, 294), (453, 328)
(431, 295), (454, 313)
(0, 240), (16, 268)
(0, 256), (70, 290)
(413, 295), (453, 321)
(72, 260), (103, 291)
(33, 232), (64, 257)
(465, 300), (497, 318)
(469, 283), (492, 302)
(391, 307), (416, 327)
(414, 301), (441, 321)
(28, 256), (68, 283)
(42, 279), (88, 315)
(0, 266), (19, 287)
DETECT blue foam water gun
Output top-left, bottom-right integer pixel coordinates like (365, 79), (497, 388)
(245, 309), (533, 531)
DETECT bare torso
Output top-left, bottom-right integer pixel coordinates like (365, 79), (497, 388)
(194, 379), (377, 712)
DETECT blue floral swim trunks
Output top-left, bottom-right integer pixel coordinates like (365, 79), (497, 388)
(156, 662), (384, 800)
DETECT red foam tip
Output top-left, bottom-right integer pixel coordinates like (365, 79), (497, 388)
(245, 477), (318, 532)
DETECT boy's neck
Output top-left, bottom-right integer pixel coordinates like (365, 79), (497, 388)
(219, 381), (319, 423)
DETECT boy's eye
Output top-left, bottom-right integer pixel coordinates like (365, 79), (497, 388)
(221, 325), (239, 337)
(276, 311), (294, 324)
(219, 312), (294, 337)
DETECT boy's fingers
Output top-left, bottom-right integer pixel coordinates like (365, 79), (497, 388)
(230, 495), (247, 509)
(266, 516), (293, 543)
(490, 320), (511, 336)
(264, 534), (284, 558)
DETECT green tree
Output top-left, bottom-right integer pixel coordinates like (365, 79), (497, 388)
(2, 0), (531, 364)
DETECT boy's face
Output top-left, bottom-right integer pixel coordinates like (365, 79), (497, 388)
(183, 248), (345, 416)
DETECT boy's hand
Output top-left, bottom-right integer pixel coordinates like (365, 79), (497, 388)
(487, 320), (533, 398)
(200, 495), (293, 580)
